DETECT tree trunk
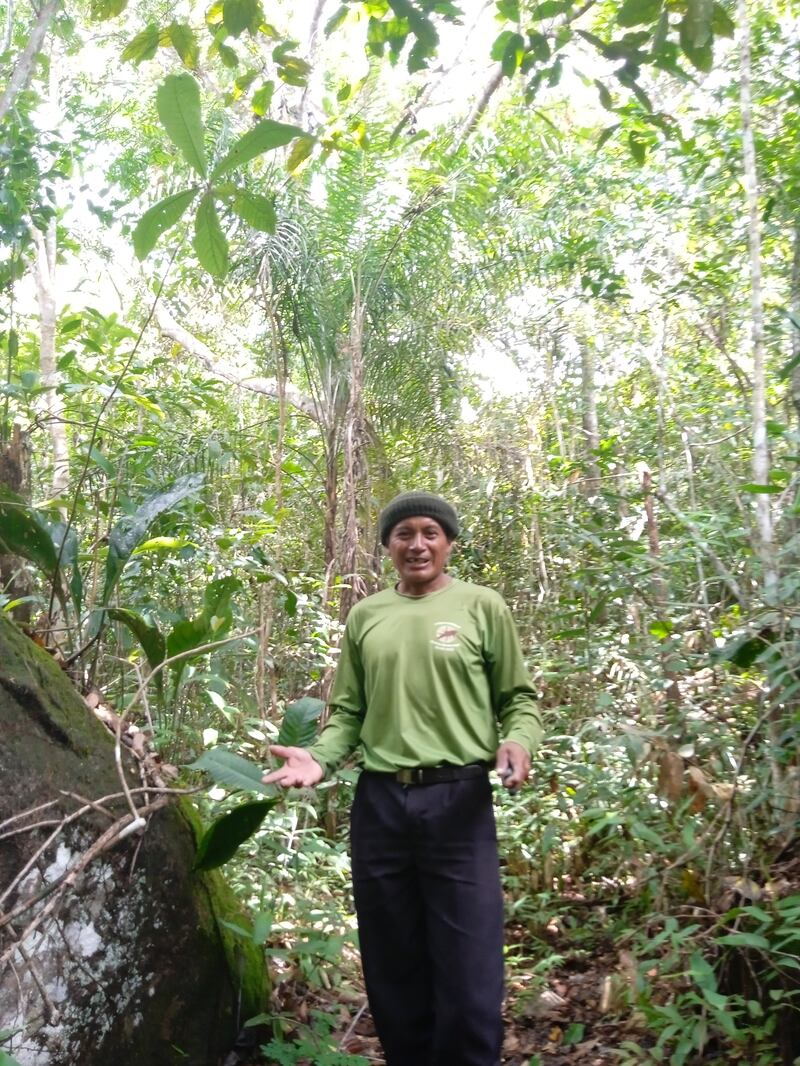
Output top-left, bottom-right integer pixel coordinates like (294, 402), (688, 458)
(0, 424), (34, 622)
(32, 220), (69, 508)
(580, 338), (600, 494)
(338, 293), (369, 622)
(790, 220), (800, 424)
(738, 0), (775, 590)
(0, 0), (60, 122)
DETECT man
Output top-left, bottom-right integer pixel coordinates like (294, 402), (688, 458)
(264, 490), (542, 1066)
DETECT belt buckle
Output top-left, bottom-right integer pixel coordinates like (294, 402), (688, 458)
(397, 767), (425, 785)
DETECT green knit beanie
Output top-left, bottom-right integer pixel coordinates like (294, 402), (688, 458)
(378, 491), (460, 546)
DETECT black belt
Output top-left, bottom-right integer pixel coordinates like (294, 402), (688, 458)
(381, 763), (489, 786)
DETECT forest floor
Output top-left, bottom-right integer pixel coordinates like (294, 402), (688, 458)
(230, 918), (652, 1066)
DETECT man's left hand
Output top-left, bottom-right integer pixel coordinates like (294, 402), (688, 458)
(495, 741), (530, 791)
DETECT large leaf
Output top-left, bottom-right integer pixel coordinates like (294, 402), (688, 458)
(100, 472), (204, 607)
(91, 0), (128, 18)
(230, 190), (276, 232)
(188, 745), (272, 794)
(193, 194), (229, 277)
(133, 187), (198, 261)
(167, 576), (241, 689)
(0, 486), (59, 577)
(617, 0), (662, 27)
(210, 120), (305, 180)
(107, 607), (166, 670)
(277, 696), (326, 748)
(156, 73), (207, 177)
(49, 520), (83, 616)
(193, 799), (277, 870)
(685, 0), (714, 47)
(168, 22), (199, 68)
(108, 607), (165, 701)
(222, 0), (262, 37)
(121, 24), (160, 64)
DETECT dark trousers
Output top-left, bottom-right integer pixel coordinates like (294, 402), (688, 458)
(350, 771), (505, 1066)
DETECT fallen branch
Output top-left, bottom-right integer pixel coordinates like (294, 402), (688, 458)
(155, 303), (320, 422)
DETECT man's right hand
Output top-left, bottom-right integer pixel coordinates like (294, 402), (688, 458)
(262, 745), (324, 788)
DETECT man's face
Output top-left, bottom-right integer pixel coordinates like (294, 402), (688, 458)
(387, 516), (453, 594)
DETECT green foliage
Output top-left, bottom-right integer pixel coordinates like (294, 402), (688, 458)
(0, 486), (60, 580)
(193, 193), (228, 277)
(100, 472), (205, 608)
(188, 746), (273, 795)
(277, 697), (326, 748)
(193, 798), (277, 870)
(156, 73), (207, 177)
(167, 575), (241, 689)
(132, 188), (198, 260)
(210, 119), (305, 180)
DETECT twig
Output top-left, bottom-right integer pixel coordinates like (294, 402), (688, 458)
(0, 797), (169, 967)
(0, 820), (61, 842)
(0, 799), (60, 833)
(703, 700), (774, 893)
(339, 997), (369, 1049)
(7, 920), (61, 1025)
(0, 785), (201, 907)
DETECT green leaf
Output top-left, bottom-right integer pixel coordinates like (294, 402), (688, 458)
(628, 131), (647, 164)
(679, 14), (713, 70)
(716, 932), (770, 950)
(649, 619), (672, 639)
(211, 119), (305, 179)
(167, 576), (241, 689)
(193, 799), (277, 870)
(216, 39), (239, 67)
(193, 194), (229, 277)
(230, 190), (276, 232)
(101, 472), (205, 607)
(251, 81), (274, 115)
(742, 483), (783, 493)
(533, 0), (569, 17)
(0, 1051), (23, 1066)
(690, 950), (717, 991)
(121, 24), (160, 63)
(596, 124), (620, 150)
(223, 0), (262, 37)
(277, 696), (326, 748)
(107, 608), (166, 673)
(252, 909), (272, 945)
(91, 0), (128, 19)
(168, 22), (199, 68)
(156, 73), (207, 177)
(325, 4), (349, 34)
(563, 1022), (585, 1046)
(188, 745), (273, 794)
(0, 487), (59, 578)
(49, 520), (82, 616)
(710, 1), (734, 37)
(286, 135), (315, 174)
(685, 0), (713, 47)
(132, 187), (198, 260)
(500, 31), (525, 77)
(595, 79), (614, 110)
(617, 0), (661, 27)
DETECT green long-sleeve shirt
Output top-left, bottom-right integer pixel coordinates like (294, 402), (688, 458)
(308, 578), (542, 775)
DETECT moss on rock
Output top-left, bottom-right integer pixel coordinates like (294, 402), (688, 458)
(0, 613), (270, 1065)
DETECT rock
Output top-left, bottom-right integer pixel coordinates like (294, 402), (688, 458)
(0, 612), (268, 1065)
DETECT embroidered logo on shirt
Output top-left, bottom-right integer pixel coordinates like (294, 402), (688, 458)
(431, 622), (461, 651)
